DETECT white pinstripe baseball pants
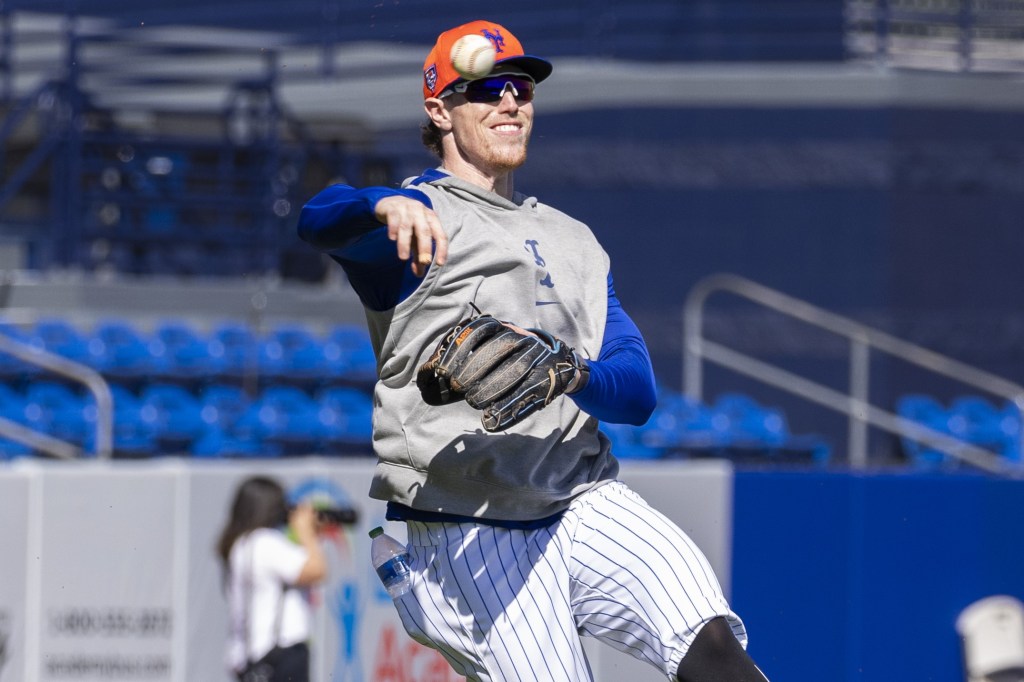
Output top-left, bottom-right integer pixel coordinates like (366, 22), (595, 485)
(393, 481), (747, 681)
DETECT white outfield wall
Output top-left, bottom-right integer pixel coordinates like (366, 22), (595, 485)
(0, 458), (734, 682)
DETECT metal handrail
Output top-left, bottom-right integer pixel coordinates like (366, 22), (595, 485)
(0, 332), (113, 459)
(683, 273), (1024, 475)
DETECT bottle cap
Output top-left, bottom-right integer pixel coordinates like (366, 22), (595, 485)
(368, 526), (383, 539)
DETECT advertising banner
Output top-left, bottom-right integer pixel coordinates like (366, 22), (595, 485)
(0, 471), (30, 682)
(32, 462), (178, 681)
(0, 458), (732, 682)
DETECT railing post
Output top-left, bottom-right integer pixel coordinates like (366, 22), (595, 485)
(848, 334), (870, 469)
(0, 8), (11, 104)
(876, 0), (891, 67)
(682, 286), (707, 403)
(681, 273), (1023, 475)
(959, 0), (974, 71)
(0, 332), (113, 459)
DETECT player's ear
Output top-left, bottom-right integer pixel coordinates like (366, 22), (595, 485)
(424, 97), (453, 132)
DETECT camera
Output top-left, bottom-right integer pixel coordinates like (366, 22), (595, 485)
(314, 506), (359, 525)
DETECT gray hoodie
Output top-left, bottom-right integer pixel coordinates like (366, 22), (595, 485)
(364, 172), (618, 521)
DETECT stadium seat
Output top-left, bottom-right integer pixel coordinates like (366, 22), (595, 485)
(209, 322), (259, 384)
(23, 381), (89, 445)
(29, 318), (95, 368)
(705, 392), (830, 465)
(896, 394), (955, 468)
(258, 324), (329, 386)
(140, 383), (207, 454)
(0, 321), (35, 382)
(234, 384), (323, 456)
(152, 319), (225, 385)
(0, 383), (24, 416)
(197, 383), (253, 433)
(0, 383), (33, 458)
(88, 383), (158, 458)
(641, 392), (723, 456)
(0, 436), (32, 460)
(89, 319), (159, 385)
(949, 395), (1022, 461)
(712, 392), (790, 449)
(316, 386), (373, 455)
(323, 324), (377, 387)
(191, 425), (269, 458)
(999, 401), (1024, 463)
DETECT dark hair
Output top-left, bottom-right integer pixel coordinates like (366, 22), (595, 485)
(215, 476), (289, 568)
(420, 119), (444, 159)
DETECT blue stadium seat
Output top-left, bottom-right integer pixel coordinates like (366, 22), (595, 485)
(197, 383), (253, 433)
(140, 383), (207, 454)
(712, 392), (789, 449)
(191, 426), (269, 458)
(89, 383), (158, 458)
(29, 318), (95, 368)
(152, 319), (225, 385)
(896, 394), (954, 468)
(23, 381), (89, 445)
(316, 386), (373, 455)
(0, 383), (24, 416)
(0, 436), (32, 460)
(323, 324), (377, 387)
(0, 321), (35, 382)
(641, 392), (723, 455)
(705, 392), (829, 465)
(0, 383), (32, 459)
(259, 324), (328, 385)
(998, 401), (1024, 463)
(234, 384), (323, 456)
(209, 322), (259, 384)
(89, 319), (159, 384)
(949, 395), (1023, 462)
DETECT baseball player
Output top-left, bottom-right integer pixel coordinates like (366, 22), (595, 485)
(298, 19), (769, 682)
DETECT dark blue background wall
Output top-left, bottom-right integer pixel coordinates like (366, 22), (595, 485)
(732, 470), (1024, 681)
(513, 105), (1024, 456)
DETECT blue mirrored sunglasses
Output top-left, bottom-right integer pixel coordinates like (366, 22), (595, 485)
(444, 76), (535, 103)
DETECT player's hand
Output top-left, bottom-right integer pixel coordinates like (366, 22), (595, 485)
(374, 195), (448, 277)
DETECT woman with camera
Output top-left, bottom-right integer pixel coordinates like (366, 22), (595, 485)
(217, 476), (327, 682)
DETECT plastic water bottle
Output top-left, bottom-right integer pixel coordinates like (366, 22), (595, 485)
(369, 526), (411, 599)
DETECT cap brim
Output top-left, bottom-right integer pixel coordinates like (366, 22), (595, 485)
(494, 55), (553, 84)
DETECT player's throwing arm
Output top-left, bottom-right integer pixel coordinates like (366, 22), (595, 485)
(374, 195), (448, 277)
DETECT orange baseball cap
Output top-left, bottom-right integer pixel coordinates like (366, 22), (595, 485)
(422, 20), (553, 100)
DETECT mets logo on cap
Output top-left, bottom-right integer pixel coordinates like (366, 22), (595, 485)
(481, 28), (505, 54)
(424, 64), (438, 93)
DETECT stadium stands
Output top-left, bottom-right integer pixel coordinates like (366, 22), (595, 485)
(604, 390), (832, 465)
(0, 316), (381, 458)
(0, 314), (847, 464)
(896, 393), (1023, 469)
(3, 312), (1023, 469)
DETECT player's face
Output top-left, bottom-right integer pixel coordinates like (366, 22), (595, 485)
(447, 83), (533, 174)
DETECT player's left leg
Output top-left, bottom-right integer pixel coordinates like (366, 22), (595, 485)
(674, 616), (769, 682)
(565, 481), (753, 679)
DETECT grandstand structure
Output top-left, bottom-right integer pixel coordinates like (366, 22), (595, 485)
(1, 0), (1023, 468)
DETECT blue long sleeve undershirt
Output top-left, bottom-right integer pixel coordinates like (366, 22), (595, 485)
(297, 182), (657, 426)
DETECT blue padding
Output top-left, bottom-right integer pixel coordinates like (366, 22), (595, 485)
(733, 471), (1024, 682)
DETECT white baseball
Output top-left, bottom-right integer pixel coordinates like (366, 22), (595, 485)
(449, 34), (496, 80)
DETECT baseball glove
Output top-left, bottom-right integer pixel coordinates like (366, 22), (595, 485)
(416, 314), (588, 432)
